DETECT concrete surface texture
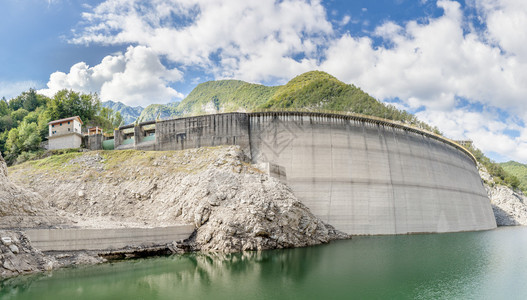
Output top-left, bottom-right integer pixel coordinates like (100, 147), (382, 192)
(248, 112), (496, 234)
(110, 112), (496, 235)
(25, 225), (194, 251)
(153, 113), (251, 152)
(47, 133), (83, 150)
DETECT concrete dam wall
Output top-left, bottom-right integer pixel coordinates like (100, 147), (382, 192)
(110, 112), (497, 235)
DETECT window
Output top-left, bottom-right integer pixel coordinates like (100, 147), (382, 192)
(68, 121), (70, 124)
(52, 124), (54, 127)
(60, 123), (62, 126)
(68, 128), (70, 132)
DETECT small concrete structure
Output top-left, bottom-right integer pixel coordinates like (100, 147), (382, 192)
(84, 133), (104, 150)
(456, 140), (473, 148)
(25, 225), (194, 251)
(88, 126), (102, 135)
(47, 116), (83, 150)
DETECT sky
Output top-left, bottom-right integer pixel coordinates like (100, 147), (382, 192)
(0, 0), (526, 163)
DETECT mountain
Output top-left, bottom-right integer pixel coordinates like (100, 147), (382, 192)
(133, 71), (439, 133)
(136, 79), (277, 122)
(177, 80), (278, 114)
(136, 102), (181, 123)
(500, 161), (527, 192)
(101, 100), (144, 125)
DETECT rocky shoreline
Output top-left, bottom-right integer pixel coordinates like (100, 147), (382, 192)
(3, 148), (527, 281)
(479, 165), (527, 226)
(1, 147), (348, 279)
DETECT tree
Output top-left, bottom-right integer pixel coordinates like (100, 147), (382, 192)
(0, 131), (8, 157)
(0, 115), (14, 133)
(11, 108), (29, 123)
(0, 99), (9, 116)
(8, 95), (24, 111)
(5, 127), (20, 163)
(37, 109), (52, 139)
(4, 121), (41, 162)
(48, 90), (100, 122)
(18, 121), (41, 152)
(21, 89), (40, 111)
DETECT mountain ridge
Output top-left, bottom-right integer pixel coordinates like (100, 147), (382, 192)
(101, 100), (144, 125)
(136, 71), (439, 134)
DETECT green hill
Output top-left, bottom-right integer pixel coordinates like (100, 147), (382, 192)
(102, 100), (143, 124)
(500, 161), (527, 192)
(178, 80), (279, 115)
(134, 71), (440, 133)
(260, 71), (426, 127)
(137, 102), (181, 123)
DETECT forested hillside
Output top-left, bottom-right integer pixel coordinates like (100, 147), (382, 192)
(101, 100), (143, 125)
(137, 102), (180, 123)
(137, 80), (277, 122)
(465, 145), (523, 192)
(500, 161), (527, 192)
(0, 89), (122, 164)
(136, 71), (440, 134)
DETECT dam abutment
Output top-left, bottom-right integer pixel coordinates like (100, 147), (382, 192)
(104, 112), (496, 235)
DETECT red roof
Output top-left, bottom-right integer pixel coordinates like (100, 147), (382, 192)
(48, 116), (83, 125)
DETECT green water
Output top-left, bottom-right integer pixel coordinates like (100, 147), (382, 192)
(2, 226), (527, 300)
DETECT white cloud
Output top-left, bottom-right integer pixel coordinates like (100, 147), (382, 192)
(340, 15), (351, 26)
(0, 81), (41, 100)
(322, 0), (527, 115)
(60, 0), (527, 162)
(470, 0), (527, 60)
(39, 46), (183, 106)
(72, 0), (332, 82)
(416, 107), (527, 162)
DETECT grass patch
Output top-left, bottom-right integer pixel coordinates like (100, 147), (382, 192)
(9, 151), (84, 174)
(9, 146), (245, 178)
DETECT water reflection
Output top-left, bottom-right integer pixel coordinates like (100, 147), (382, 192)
(2, 227), (527, 300)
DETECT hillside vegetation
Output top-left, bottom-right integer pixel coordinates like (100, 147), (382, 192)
(136, 71), (441, 134)
(101, 100), (143, 125)
(466, 145), (523, 191)
(0, 89), (122, 165)
(500, 161), (527, 192)
(137, 80), (278, 122)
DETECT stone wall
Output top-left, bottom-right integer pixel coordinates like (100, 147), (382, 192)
(103, 112), (496, 235)
(25, 226), (194, 251)
(84, 134), (104, 151)
(48, 133), (83, 150)
(154, 113), (251, 153)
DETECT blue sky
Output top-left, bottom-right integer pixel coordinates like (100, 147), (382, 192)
(1, 0), (527, 163)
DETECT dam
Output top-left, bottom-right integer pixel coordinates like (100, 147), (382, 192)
(92, 112), (496, 235)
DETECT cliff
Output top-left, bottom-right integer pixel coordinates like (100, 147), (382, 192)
(0, 153), (66, 229)
(8, 147), (347, 253)
(480, 164), (527, 225)
(0, 153), (72, 278)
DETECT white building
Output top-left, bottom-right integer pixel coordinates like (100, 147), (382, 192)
(47, 116), (83, 150)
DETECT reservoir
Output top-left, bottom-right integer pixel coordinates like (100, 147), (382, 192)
(2, 226), (526, 299)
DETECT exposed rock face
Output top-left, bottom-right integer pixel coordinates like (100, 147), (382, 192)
(181, 167), (345, 252)
(0, 153), (71, 277)
(0, 230), (55, 278)
(0, 153), (66, 229)
(8, 147), (347, 253)
(479, 164), (527, 226)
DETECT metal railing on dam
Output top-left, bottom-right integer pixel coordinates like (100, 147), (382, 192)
(107, 111), (497, 235)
